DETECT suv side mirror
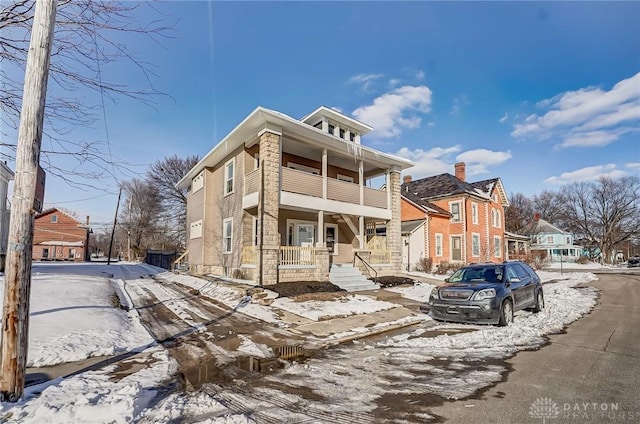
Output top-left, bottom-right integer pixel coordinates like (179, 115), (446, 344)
(508, 277), (521, 284)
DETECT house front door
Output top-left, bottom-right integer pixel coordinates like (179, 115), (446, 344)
(452, 236), (462, 261)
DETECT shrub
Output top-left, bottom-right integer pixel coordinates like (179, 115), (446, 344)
(415, 256), (433, 273)
(575, 255), (590, 265)
(435, 261), (460, 275)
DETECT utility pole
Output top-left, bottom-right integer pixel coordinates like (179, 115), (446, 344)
(107, 187), (122, 265)
(0, 0), (58, 402)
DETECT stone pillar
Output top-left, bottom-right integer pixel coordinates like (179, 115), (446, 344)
(315, 248), (330, 282)
(387, 170), (402, 273)
(257, 130), (281, 285)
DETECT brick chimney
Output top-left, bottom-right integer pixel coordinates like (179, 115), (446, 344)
(454, 162), (466, 182)
(403, 175), (412, 184)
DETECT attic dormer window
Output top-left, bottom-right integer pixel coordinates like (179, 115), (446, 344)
(328, 124), (335, 135)
(349, 132), (356, 142)
(51, 215), (58, 223)
(339, 128), (345, 139)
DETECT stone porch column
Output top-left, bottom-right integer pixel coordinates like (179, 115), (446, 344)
(387, 170), (402, 273)
(257, 129), (281, 285)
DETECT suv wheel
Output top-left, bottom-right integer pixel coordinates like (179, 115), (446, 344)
(498, 299), (513, 326)
(532, 290), (544, 313)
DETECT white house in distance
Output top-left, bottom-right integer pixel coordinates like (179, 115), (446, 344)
(0, 161), (14, 270)
(529, 215), (584, 262)
(177, 106), (413, 288)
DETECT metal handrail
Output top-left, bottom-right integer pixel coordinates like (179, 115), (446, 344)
(353, 252), (377, 280)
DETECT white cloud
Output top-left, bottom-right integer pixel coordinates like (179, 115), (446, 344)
(499, 113), (509, 123)
(388, 78), (402, 87)
(427, 121), (435, 128)
(330, 106), (343, 113)
(450, 94), (470, 115)
(556, 128), (635, 149)
(393, 146), (511, 180)
(544, 164), (627, 185)
(394, 146), (461, 178)
(352, 85), (433, 138)
(348, 73), (384, 91)
(626, 162), (640, 171)
(512, 72), (640, 149)
(456, 149), (512, 176)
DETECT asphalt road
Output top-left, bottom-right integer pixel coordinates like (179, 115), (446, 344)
(428, 272), (640, 423)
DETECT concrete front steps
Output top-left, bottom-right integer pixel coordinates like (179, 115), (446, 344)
(329, 263), (379, 292)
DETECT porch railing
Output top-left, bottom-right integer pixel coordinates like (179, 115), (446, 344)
(241, 246), (257, 265)
(242, 245), (318, 266)
(280, 246), (316, 266)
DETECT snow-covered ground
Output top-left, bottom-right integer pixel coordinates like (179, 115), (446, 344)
(0, 263), (602, 422)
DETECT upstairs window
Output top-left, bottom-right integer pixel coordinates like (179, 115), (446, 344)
(349, 132), (356, 142)
(328, 124), (335, 135)
(471, 203), (478, 225)
(224, 158), (235, 195)
(339, 128), (345, 139)
(51, 215), (58, 223)
(450, 202), (461, 222)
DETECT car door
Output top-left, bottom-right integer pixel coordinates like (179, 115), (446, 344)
(513, 263), (535, 308)
(505, 265), (525, 307)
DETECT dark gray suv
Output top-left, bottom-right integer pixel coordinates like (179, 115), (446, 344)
(428, 261), (544, 326)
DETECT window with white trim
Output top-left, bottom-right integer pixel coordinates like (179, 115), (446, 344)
(496, 210), (501, 228)
(450, 202), (461, 222)
(471, 202), (478, 225)
(51, 215), (58, 223)
(192, 171), (204, 193)
(224, 158), (235, 195)
(494, 236), (502, 258)
(223, 218), (233, 253)
(190, 220), (203, 239)
(472, 233), (481, 257)
(435, 233), (443, 257)
(287, 162), (320, 175)
(337, 173), (354, 183)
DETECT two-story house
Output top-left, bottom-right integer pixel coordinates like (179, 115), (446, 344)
(0, 161), (14, 270)
(401, 162), (510, 271)
(529, 215), (584, 262)
(177, 106), (413, 286)
(33, 207), (91, 262)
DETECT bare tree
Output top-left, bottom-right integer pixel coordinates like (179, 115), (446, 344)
(1, 0), (172, 188)
(146, 154), (199, 245)
(505, 192), (535, 234)
(120, 179), (162, 258)
(531, 190), (564, 225)
(559, 176), (640, 264)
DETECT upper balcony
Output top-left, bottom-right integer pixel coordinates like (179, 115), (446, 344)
(243, 166), (391, 220)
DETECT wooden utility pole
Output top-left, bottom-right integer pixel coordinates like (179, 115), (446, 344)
(107, 187), (122, 265)
(0, 0), (58, 402)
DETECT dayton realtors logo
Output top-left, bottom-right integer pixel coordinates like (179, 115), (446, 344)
(529, 397), (560, 423)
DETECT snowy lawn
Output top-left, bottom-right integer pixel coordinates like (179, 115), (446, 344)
(0, 270), (154, 367)
(271, 294), (399, 321)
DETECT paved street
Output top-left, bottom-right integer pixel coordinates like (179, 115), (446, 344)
(429, 272), (640, 423)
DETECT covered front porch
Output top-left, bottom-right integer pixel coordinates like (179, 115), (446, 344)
(240, 209), (392, 283)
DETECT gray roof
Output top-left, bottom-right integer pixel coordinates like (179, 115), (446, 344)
(401, 220), (424, 234)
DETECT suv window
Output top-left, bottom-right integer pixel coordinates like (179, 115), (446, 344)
(512, 263), (530, 279)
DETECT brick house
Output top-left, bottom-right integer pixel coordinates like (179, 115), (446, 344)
(400, 162), (510, 271)
(177, 106), (413, 285)
(33, 208), (91, 262)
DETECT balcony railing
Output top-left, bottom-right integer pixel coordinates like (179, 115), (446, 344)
(244, 166), (390, 210)
(244, 168), (260, 195)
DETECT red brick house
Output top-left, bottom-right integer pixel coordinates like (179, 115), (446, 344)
(401, 162), (510, 271)
(33, 208), (90, 262)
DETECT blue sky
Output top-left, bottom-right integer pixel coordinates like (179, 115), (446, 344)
(7, 1), (639, 226)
